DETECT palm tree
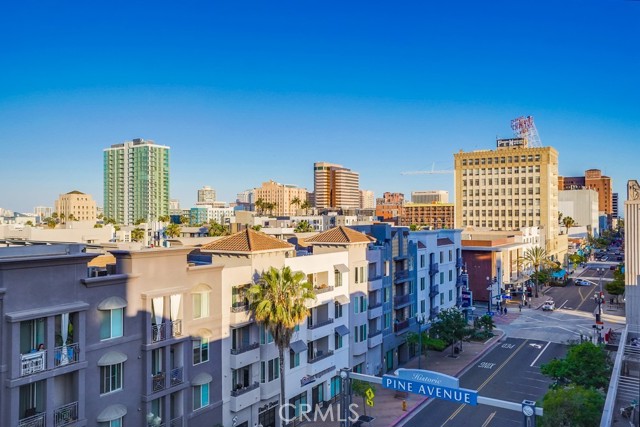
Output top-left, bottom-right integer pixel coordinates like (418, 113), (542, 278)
(165, 223), (181, 238)
(131, 228), (145, 242)
(248, 267), (316, 425)
(255, 198), (265, 215)
(207, 220), (230, 237)
(68, 213), (77, 222)
(290, 197), (301, 214)
(562, 216), (576, 235)
(265, 202), (276, 216)
(300, 200), (311, 215)
(519, 246), (553, 298)
(60, 213), (66, 224)
(180, 215), (190, 225)
(558, 211), (563, 224)
(44, 217), (56, 229)
(158, 215), (170, 223)
(294, 220), (313, 233)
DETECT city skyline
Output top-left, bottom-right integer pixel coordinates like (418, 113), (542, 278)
(1, 1), (639, 213)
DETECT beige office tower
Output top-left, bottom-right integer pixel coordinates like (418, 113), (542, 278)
(253, 180), (308, 216)
(625, 180), (640, 329)
(313, 162), (360, 209)
(454, 138), (566, 260)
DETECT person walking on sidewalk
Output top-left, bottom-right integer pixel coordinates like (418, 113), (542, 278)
(503, 307), (507, 315)
(518, 303), (522, 313)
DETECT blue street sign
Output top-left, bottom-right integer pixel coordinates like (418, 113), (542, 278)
(487, 311), (495, 316)
(383, 370), (478, 405)
(502, 295), (512, 300)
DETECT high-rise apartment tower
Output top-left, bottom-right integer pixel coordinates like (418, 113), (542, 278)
(104, 138), (170, 225)
(313, 162), (360, 209)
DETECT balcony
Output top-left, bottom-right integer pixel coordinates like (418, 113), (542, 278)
(314, 285), (334, 295)
(307, 351), (335, 376)
(230, 304), (252, 325)
(394, 319), (410, 334)
(171, 320), (182, 337)
(367, 303), (383, 320)
(307, 319), (334, 341)
(429, 263), (439, 276)
(368, 275), (383, 291)
(260, 377), (280, 400)
(230, 382), (260, 412)
(20, 350), (46, 376)
(430, 307), (439, 320)
(18, 412), (45, 427)
(394, 269), (410, 283)
(394, 293), (411, 308)
(429, 285), (439, 298)
(368, 330), (383, 348)
(170, 416), (183, 427)
(152, 323), (167, 342)
(230, 342), (260, 369)
(54, 401), (78, 427)
(170, 366), (183, 386)
(54, 343), (79, 368)
(152, 372), (166, 392)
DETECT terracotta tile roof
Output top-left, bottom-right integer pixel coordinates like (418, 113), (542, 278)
(437, 238), (454, 246)
(200, 228), (293, 253)
(305, 226), (375, 244)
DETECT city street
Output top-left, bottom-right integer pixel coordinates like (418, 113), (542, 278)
(401, 337), (566, 427)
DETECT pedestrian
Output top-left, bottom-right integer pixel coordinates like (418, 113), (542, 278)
(503, 307), (507, 315)
(518, 303), (522, 313)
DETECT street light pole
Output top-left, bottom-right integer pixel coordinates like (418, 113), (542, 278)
(486, 276), (496, 315)
(416, 315), (427, 370)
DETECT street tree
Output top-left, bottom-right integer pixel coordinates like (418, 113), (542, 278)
(352, 380), (376, 417)
(519, 246), (554, 298)
(131, 228), (145, 242)
(294, 220), (314, 233)
(248, 267), (315, 426)
(432, 308), (469, 356)
(605, 267), (625, 303)
(165, 223), (181, 238)
(562, 216), (576, 235)
(539, 385), (605, 427)
(540, 341), (611, 390)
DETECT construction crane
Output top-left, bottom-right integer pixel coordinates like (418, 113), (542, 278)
(510, 116), (542, 148)
(401, 162), (453, 176)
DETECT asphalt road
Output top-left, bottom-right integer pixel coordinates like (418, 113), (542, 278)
(403, 337), (567, 427)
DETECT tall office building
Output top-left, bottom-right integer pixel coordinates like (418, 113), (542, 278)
(104, 138), (170, 225)
(612, 192), (619, 219)
(55, 190), (97, 222)
(197, 186), (216, 204)
(454, 138), (566, 260)
(411, 190), (449, 204)
(313, 162), (360, 209)
(253, 180), (308, 216)
(559, 169), (613, 215)
(360, 190), (375, 209)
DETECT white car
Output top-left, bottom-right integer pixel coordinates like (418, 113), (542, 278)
(575, 279), (591, 286)
(542, 300), (555, 311)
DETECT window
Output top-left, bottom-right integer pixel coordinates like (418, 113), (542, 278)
(193, 338), (209, 365)
(261, 358), (280, 383)
(449, 290), (453, 302)
(449, 270), (453, 281)
(335, 332), (343, 349)
(420, 277), (425, 291)
(440, 272), (444, 284)
(440, 293), (444, 305)
(290, 350), (300, 368)
(99, 308), (123, 340)
(193, 382), (210, 410)
(260, 325), (274, 344)
(354, 296), (367, 314)
(420, 255), (425, 268)
(98, 420), (122, 427)
(334, 270), (343, 287)
(192, 291), (210, 319)
(439, 252), (444, 263)
(384, 313), (391, 329)
(384, 287), (391, 302)
(354, 324), (367, 343)
(330, 376), (342, 398)
(449, 250), (453, 262)
(100, 363), (123, 394)
(420, 300), (426, 314)
(289, 392), (308, 419)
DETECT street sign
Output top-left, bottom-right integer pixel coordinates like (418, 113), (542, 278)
(366, 398), (374, 407)
(502, 295), (512, 300)
(382, 369), (478, 405)
(365, 388), (375, 399)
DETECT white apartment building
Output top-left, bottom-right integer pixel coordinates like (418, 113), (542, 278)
(34, 206), (53, 220)
(558, 188), (600, 236)
(360, 190), (375, 209)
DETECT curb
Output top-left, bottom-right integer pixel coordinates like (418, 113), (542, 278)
(391, 330), (506, 426)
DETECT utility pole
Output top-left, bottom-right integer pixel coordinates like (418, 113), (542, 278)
(340, 368), (352, 427)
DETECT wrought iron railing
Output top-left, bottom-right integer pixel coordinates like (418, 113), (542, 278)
(170, 416), (183, 427)
(314, 285), (334, 295)
(429, 263), (439, 275)
(308, 350), (334, 364)
(230, 342), (260, 355)
(170, 367), (183, 386)
(308, 319), (334, 330)
(54, 401), (78, 427)
(230, 302), (249, 313)
(231, 382), (259, 397)
(152, 372), (166, 392)
(394, 270), (409, 281)
(368, 329), (382, 338)
(152, 323), (166, 342)
(54, 343), (79, 367)
(394, 293), (411, 306)
(20, 350), (46, 376)
(394, 319), (410, 333)
(171, 320), (182, 337)
(18, 412), (45, 427)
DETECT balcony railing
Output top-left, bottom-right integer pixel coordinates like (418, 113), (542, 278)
(231, 302), (249, 313)
(54, 401), (78, 427)
(394, 293), (411, 306)
(368, 329), (382, 338)
(308, 350), (334, 364)
(429, 263), (439, 275)
(170, 366), (184, 386)
(314, 285), (334, 295)
(308, 319), (334, 330)
(20, 350), (46, 376)
(230, 342), (260, 355)
(18, 412), (45, 427)
(368, 302), (382, 310)
(152, 372), (166, 392)
(171, 320), (182, 337)
(231, 382), (260, 397)
(394, 270), (409, 281)
(170, 416), (183, 427)
(394, 319), (410, 333)
(152, 323), (167, 342)
(54, 343), (79, 367)
(429, 285), (439, 298)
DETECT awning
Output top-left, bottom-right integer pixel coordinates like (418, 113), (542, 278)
(334, 264), (349, 273)
(290, 340), (307, 354)
(97, 404), (127, 422)
(335, 325), (350, 336)
(97, 296), (127, 310)
(552, 269), (566, 278)
(97, 351), (127, 366)
(334, 295), (350, 305)
(191, 372), (213, 385)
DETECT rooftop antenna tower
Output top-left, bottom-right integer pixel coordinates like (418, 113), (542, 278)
(510, 116), (542, 148)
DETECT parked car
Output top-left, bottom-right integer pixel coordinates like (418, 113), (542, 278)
(575, 279), (591, 286)
(617, 256), (623, 261)
(542, 300), (555, 311)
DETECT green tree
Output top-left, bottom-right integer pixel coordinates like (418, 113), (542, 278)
(207, 221), (230, 237)
(251, 225), (262, 231)
(558, 211), (563, 224)
(476, 314), (495, 337)
(165, 223), (181, 238)
(300, 200), (311, 214)
(605, 267), (625, 303)
(158, 215), (170, 223)
(562, 216), (576, 235)
(409, 224), (424, 231)
(52, 212), (59, 221)
(134, 218), (146, 225)
(539, 386), (605, 427)
(255, 198), (265, 215)
(431, 308), (470, 357)
(290, 196), (301, 213)
(60, 213), (66, 224)
(248, 267), (316, 425)
(44, 217), (57, 229)
(93, 223), (103, 228)
(180, 215), (190, 225)
(352, 380), (376, 417)
(519, 246), (554, 298)
(294, 220), (314, 233)
(25, 220), (34, 226)
(541, 341), (611, 390)
(68, 213), (77, 221)
(131, 228), (145, 242)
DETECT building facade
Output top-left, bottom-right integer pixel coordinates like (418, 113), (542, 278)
(559, 169), (613, 216)
(411, 190), (449, 204)
(104, 138), (170, 225)
(359, 190), (375, 209)
(254, 180), (308, 217)
(34, 206), (53, 220)
(453, 141), (566, 261)
(400, 203), (455, 229)
(374, 192), (405, 224)
(612, 192), (619, 219)
(54, 191), (97, 222)
(197, 186), (216, 204)
(313, 162), (360, 210)
(625, 180), (640, 329)
(558, 189), (600, 236)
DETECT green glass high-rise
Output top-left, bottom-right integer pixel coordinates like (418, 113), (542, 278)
(104, 138), (170, 225)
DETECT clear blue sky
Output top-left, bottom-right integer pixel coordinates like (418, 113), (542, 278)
(1, 1), (638, 214)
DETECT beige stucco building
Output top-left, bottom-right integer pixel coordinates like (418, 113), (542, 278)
(254, 180), (308, 217)
(453, 140), (566, 261)
(54, 190), (97, 222)
(400, 203), (455, 229)
(313, 162), (360, 210)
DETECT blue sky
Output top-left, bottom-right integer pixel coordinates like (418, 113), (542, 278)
(1, 1), (638, 213)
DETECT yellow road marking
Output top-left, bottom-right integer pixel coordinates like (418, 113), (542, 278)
(481, 411), (497, 427)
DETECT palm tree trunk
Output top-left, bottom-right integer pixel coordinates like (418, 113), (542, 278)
(279, 346), (287, 427)
(534, 267), (539, 298)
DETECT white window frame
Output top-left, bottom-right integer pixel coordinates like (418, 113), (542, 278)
(99, 308), (123, 341)
(193, 382), (210, 411)
(100, 363), (123, 395)
(192, 291), (210, 319)
(192, 338), (209, 365)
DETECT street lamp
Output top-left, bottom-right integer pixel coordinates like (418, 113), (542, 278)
(486, 276), (497, 315)
(593, 268), (606, 343)
(416, 314), (428, 370)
